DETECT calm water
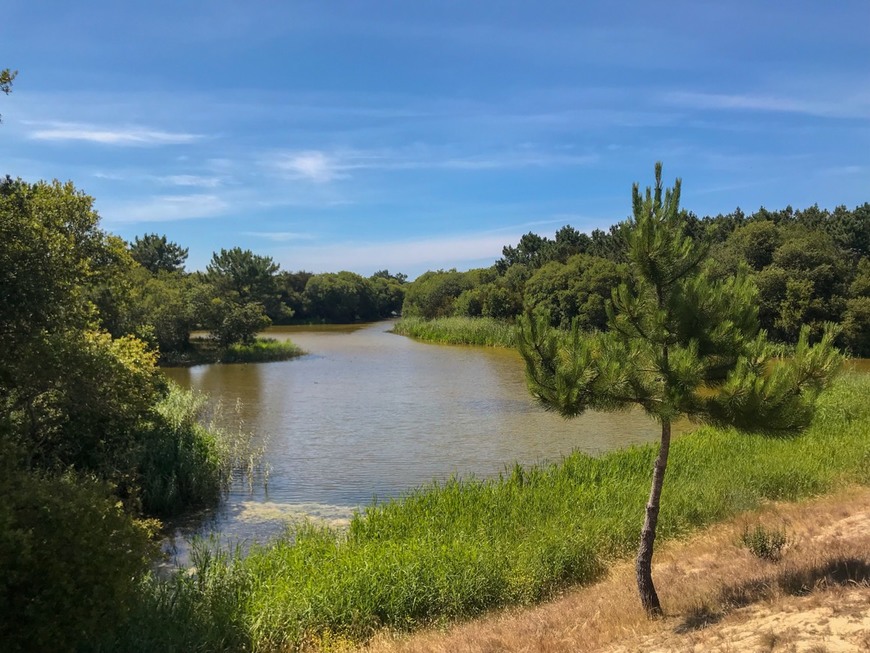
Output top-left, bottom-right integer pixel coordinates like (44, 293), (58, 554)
(164, 322), (865, 553)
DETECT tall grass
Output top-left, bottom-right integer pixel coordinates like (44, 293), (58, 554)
(221, 338), (304, 363)
(139, 384), (267, 516)
(394, 316), (517, 347)
(102, 373), (870, 652)
(161, 337), (304, 366)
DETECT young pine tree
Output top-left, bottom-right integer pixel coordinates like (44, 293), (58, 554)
(518, 163), (841, 616)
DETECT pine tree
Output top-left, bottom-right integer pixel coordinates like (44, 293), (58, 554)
(518, 163), (842, 616)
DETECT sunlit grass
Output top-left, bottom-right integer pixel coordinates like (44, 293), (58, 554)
(221, 338), (303, 363)
(102, 373), (870, 652)
(393, 316), (517, 347)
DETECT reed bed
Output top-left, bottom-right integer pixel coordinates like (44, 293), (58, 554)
(393, 317), (517, 348)
(221, 338), (304, 363)
(99, 373), (870, 653)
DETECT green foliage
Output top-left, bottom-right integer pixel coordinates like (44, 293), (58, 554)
(0, 177), (102, 352)
(394, 316), (517, 347)
(0, 458), (155, 653)
(523, 254), (625, 329)
(518, 163), (841, 614)
(139, 385), (225, 516)
(130, 233), (189, 273)
(206, 247), (288, 324)
(303, 271), (378, 322)
(841, 296), (870, 357)
(221, 338), (304, 363)
(0, 68), (15, 122)
(401, 269), (476, 319)
(740, 524), (788, 561)
(110, 374), (870, 651)
(204, 298), (271, 348)
(519, 164), (841, 430)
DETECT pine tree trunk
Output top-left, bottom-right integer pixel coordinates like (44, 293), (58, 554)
(636, 418), (671, 617)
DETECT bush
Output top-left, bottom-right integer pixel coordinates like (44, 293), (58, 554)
(740, 524), (788, 561)
(0, 462), (155, 653)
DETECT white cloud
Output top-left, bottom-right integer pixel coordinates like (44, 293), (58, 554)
(99, 194), (229, 223)
(273, 151), (342, 182)
(158, 174), (224, 188)
(27, 121), (203, 145)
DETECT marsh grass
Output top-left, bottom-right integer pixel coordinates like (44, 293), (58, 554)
(393, 317), (517, 347)
(106, 373), (870, 652)
(221, 338), (304, 363)
(160, 337), (304, 366)
(140, 384), (268, 516)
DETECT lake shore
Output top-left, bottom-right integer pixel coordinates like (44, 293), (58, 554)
(362, 485), (870, 653)
(100, 372), (870, 652)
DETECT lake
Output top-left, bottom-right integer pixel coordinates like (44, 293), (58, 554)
(166, 321), (864, 555)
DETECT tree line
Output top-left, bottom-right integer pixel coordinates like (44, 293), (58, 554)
(94, 234), (407, 361)
(401, 201), (870, 356)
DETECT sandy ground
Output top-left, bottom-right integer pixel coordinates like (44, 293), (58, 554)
(360, 487), (870, 653)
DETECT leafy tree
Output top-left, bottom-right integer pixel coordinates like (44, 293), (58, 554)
(496, 232), (553, 273)
(828, 203), (870, 259)
(371, 269), (408, 284)
(0, 68), (15, 123)
(276, 270), (314, 320)
(369, 274), (406, 318)
(523, 253), (625, 329)
(755, 228), (849, 340)
(203, 298), (271, 347)
(127, 268), (201, 355)
(206, 247), (287, 322)
(304, 271), (378, 322)
(402, 269), (475, 319)
(718, 219), (782, 271)
(518, 163), (841, 616)
(129, 233), (188, 273)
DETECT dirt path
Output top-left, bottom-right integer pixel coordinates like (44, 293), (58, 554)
(361, 487), (870, 653)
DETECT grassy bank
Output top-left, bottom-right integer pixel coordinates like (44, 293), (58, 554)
(393, 316), (517, 347)
(160, 337), (304, 366)
(99, 373), (870, 652)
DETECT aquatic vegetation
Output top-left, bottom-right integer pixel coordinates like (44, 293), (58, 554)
(393, 316), (517, 347)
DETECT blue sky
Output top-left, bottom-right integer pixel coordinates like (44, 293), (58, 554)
(3, 1), (868, 278)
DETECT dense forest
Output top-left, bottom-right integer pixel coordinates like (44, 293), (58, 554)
(402, 203), (870, 356)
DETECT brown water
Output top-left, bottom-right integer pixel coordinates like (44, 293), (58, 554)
(163, 321), (680, 553)
(167, 322), (867, 553)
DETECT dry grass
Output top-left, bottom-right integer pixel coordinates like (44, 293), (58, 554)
(360, 487), (870, 653)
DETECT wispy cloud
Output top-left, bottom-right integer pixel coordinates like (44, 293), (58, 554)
(243, 231), (317, 242)
(266, 147), (598, 182)
(662, 91), (870, 119)
(272, 151), (342, 183)
(157, 174), (224, 188)
(99, 194), (229, 223)
(27, 121), (204, 146)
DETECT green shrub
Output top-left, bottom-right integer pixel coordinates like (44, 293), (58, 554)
(740, 524), (788, 561)
(0, 463), (155, 653)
